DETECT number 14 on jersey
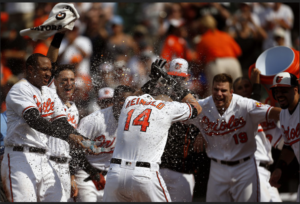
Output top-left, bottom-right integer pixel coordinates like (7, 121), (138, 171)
(124, 109), (152, 132)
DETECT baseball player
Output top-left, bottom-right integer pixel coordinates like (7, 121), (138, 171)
(73, 85), (135, 202)
(233, 75), (283, 202)
(0, 53), (97, 202)
(46, 64), (80, 201)
(269, 72), (300, 202)
(97, 87), (114, 109)
(159, 58), (200, 202)
(188, 73), (282, 202)
(103, 58), (202, 202)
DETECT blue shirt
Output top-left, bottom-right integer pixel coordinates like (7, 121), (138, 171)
(0, 112), (7, 155)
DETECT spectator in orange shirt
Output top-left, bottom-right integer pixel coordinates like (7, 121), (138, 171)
(196, 14), (242, 96)
(160, 19), (196, 67)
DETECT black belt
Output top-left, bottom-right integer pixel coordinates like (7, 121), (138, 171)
(211, 156), (251, 166)
(259, 162), (270, 170)
(13, 146), (46, 154)
(49, 156), (69, 164)
(110, 158), (151, 168)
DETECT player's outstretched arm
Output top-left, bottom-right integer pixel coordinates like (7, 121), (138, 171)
(23, 108), (90, 149)
(268, 107), (281, 121)
(181, 93), (202, 115)
(269, 145), (295, 188)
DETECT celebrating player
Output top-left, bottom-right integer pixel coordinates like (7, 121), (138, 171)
(0, 53), (94, 202)
(103, 58), (202, 202)
(46, 64), (80, 201)
(159, 58), (200, 202)
(188, 73), (281, 202)
(233, 72), (283, 202)
(73, 85), (134, 202)
(269, 72), (300, 202)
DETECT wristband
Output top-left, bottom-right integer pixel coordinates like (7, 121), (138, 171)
(51, 33), (65, 48)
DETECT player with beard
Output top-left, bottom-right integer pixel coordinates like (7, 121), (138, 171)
(269, 72), (300, 202)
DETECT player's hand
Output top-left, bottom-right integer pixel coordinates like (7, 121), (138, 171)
(251, 68), (261, 84)
(71, 175), (78, 198)
(269, 168), (282, 188)
(149, 58), (167, 80)
(84, 169), (106, 191)
(193, 133), (207, 153)
(69, 134), (93, 151)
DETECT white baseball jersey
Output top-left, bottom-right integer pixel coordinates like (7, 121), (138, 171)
(255, 120), (283, 165)
(280, 103), (300, 163)
(48, 77), (56, 89)
(5, 79), (66, 149)
(77, 106), (118, 170)
(47, 101), (79, 158)
(188, 94), (272, 161)
(112, 94), (193, 164)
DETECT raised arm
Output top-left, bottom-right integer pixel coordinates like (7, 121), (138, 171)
(268, 107), (281, 121)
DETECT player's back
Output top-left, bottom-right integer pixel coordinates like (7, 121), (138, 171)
(112, 94), (193, 164)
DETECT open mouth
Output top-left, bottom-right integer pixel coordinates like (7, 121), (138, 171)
(65, 88), (73, 94)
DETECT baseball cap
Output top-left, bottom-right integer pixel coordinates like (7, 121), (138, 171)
(270, 72), (298, 88)
(167, 58), (190, 77)
(98, 87), (114, 100)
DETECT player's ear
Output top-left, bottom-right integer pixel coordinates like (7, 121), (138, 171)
(230, 89), (234, 94)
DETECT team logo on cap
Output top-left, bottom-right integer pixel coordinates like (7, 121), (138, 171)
(276, 76), (283, 83)
(56, 12), (66, 20)
(175, 63), (182, 70)
(105, 90), (110, 95)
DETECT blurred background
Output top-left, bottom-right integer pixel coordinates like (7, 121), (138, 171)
(0, 2), (299, 201)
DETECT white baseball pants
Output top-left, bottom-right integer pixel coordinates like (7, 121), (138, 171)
(49, 159), (71, 201)
(103, 163), (171, 202)
(1, 147), (66, 202)
(206, 157), (260, 202)
(74, 169), (106, 202)
(257, 165), (281, 202)
(159, 168), (195, 202)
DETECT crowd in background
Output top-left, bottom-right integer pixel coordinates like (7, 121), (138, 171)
(0, 2), (299, 201)
(0, 2), (299, 118)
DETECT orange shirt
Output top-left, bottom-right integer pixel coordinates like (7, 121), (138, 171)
(1, 65), (12, 86)
(196, 29), (242, 64)
(161, 35), (195, 62)
(33, 42), (49, 56)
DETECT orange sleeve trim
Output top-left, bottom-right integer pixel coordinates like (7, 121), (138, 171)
(22, 106), (37, 115)
(49, 114), (67, 122)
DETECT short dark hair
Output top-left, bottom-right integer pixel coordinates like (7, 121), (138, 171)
(233, 76), (251, 91)
(53, 64), (76, 79)
(113, 85), (135, 100)
(26, 53), (49, 70)
(213, 73), (233, 89)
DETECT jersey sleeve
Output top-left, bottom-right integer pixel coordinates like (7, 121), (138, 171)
(248, 99), (272, 124)
(6, 83), (39, 117)
(164, 101), (193, 122)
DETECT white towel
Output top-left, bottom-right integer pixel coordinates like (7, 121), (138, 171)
(20, 3), (80, 41)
